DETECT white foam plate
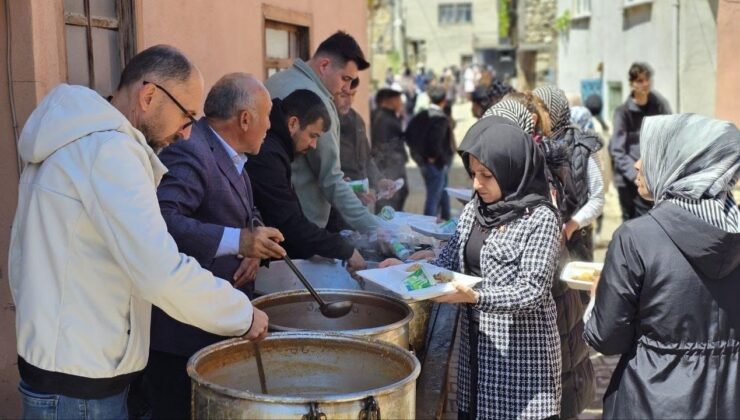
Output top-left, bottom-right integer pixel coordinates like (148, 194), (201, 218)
(408, 221), (455, 240)
(445, 187), (473, 203)
(356, 262), (482, 301)
(560, 261), (603, 291)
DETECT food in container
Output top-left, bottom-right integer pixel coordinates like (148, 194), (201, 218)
(405, 263), (422, 272)
(358, 262), (481, 301)
(560, 262), (604, 291)
(432, 271), (454, 283)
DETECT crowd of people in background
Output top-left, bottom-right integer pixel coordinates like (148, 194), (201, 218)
(374, 59), (739, 419)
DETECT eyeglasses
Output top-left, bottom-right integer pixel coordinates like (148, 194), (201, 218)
(143, 80), (197, 130)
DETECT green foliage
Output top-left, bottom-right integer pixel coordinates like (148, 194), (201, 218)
(555, 9), (571, 33)
(498, 0), (511, 40)
(387, 50), (401, 73)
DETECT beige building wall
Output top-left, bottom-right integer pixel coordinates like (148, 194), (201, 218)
(0, 0), (368, 415)
(136, 0), (371, 119)
(403, 0), (499, 74)
(715, 0), (740, 124)
(557, 1), (718, 121)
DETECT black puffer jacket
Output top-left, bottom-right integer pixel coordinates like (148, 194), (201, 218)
(585, 202), (740, 419)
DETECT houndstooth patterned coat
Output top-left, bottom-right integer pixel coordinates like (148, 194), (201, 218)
(434, 200), (563, 419)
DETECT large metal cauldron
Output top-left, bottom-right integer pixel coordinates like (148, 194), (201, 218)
(255, 260), (433, 352)
(252, 289), (412, 349)
(188, 333), (420, 419)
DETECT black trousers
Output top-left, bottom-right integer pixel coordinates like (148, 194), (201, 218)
(616, 182), (652, 221)
(458, 307), (480, 420)
(566, 226), (594, 262)
(143, 350), (191, 420)
(566, 225), (594, 306)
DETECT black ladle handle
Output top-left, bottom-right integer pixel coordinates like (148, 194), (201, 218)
(253, 341), (268, 394)
(282, 255), (328, 308)
(251, 218), (328, 309)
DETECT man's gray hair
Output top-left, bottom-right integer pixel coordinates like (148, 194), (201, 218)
(117, 44), (194, 90)
(204, 73), (263, 120)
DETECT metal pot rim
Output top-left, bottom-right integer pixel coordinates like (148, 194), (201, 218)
(186, 332), (421, 404)
(251, 289), (414, 336)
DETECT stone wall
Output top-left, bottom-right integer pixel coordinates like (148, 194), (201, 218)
(369, 0), (395, 87)
(515, 0), (558, 89)
(521, 0), (557, 45)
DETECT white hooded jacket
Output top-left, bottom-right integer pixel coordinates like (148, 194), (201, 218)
(9, 85), (252, 397)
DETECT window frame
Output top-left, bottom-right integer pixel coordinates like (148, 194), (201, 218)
(571, 0), (592, 20)
(264, 20), (309, 78)
(438, 3), (473, 26)
(62, 0), (136, 92)
(261, 4), (311, 80)
(623, 0), (653, 9)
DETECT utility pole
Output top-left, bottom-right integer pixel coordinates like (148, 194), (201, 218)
(674, 0), (681, 112)
(392, 0), (406, 66)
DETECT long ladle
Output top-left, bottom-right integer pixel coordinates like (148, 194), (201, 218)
(282, 255), (353, 318)
(251, 218), (353, 318)
(253, 341), (268, 394)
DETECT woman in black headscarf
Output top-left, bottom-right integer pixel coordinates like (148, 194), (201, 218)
(382, 117), (563, 419)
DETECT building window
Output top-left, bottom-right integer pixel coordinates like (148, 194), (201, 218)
(264, 20), (309, 78)
(623, 0), (653, 8)
(63, 0), (136, 98)
(572, 0), (592, 18)
(438, 3), (473, 25)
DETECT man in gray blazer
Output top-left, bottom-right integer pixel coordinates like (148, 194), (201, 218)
(144, 73), (286, 418)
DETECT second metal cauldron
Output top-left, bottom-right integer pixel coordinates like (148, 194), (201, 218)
(188, 333), (420, 419)
(252, 289), (413, 349)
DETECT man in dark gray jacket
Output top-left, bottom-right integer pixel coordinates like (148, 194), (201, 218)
(327, 79), (397, 231)
(372, 88), (409, 211)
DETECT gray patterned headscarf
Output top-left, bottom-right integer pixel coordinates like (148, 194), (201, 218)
(641, 113), (740, 203)
(482, 99), (536, 135)
(533, 85), (571, 136)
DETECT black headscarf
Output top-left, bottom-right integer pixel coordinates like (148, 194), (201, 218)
(458, 116), (556, 229)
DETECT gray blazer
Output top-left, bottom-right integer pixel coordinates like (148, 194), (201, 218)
(151, 118), (261, 357)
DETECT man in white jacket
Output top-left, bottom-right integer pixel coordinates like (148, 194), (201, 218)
(8, 45), (285, 419)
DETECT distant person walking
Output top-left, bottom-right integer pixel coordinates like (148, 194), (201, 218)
(405, 85), (456, 220)
(372, 88), (409, 211)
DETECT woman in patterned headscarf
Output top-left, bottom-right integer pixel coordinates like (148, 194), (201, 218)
(585, 113), (740, 419)
(381, 117), (563, 419)
(488, 91), (552, 139)
(533, 85), (604, 261)
(482, 98), (536, 135)
(533, 85), (601, 419)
